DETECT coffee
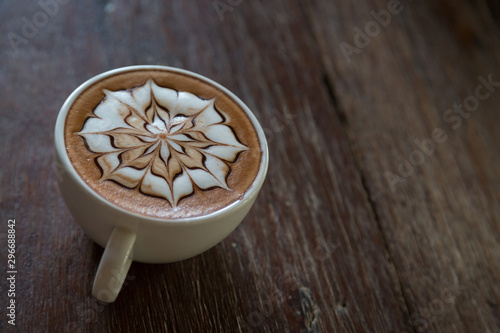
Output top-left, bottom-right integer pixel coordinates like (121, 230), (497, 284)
(64, 69), (262, 219)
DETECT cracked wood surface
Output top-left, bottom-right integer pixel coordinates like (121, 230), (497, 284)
(0, 0), (499, 332)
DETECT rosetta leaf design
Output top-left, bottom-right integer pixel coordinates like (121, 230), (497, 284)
(78, 79), (248, 207)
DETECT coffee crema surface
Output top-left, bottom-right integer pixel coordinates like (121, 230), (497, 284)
(65, 70), (262, 219)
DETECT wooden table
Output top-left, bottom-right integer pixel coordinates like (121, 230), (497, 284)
(1, 1), (499, 332)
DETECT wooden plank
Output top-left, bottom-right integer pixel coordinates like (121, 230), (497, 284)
(304, 0), (500, 331)
(0, 0), (413, 332)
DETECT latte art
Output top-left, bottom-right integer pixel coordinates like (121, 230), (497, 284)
(65, 69), (262, 218)
(78, 80), (248, 207)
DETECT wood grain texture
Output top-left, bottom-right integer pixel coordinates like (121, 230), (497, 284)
(0, 0), (498, 332)
(303, 0), (500, 331)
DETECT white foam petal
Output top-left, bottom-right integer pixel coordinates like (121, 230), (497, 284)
(203, 124), (247, 148)
(79, 133), (117, 153)
(204, 155), (230, 188)
(107, 167), (145, 188)
(96, 152), (121, 176)
(173, 91), (210, 117)
(168, 140), (184, 153)
(137, 135), (157, 143)
(168, 134), (193, 142)
(186, 167), (228, 190)
(106, 81), (152, 118)
(169, 122), (184, 134)
(151, 81), (178, 114)
(140, 169), (173, 203)
(144, 142), (159, 155)
(151, 112), (167, 131)
(172, 171), (193, 205)
(145, 124), (161, 135)
(80, 111), (128, 133)
(160, 142), (170, 162)
(203, 145), (246, 162)
(194, 100), (223, 126)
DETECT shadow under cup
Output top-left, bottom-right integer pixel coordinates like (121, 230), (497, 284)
(54, 66), (269, 302)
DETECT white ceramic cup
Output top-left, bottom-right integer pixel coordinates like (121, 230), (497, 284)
(54, 66), (269, 302)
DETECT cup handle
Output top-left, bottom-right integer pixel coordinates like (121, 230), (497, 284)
(92, 227), (136, 302)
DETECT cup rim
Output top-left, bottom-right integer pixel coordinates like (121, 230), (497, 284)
(54, 65), (269, 225)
